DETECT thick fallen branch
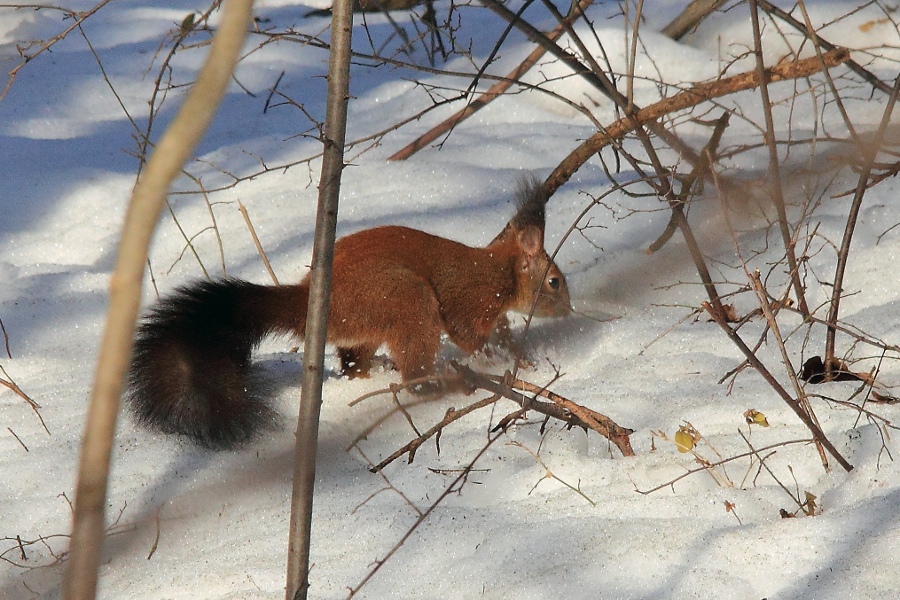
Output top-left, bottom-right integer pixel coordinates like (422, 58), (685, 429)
(456, 365), (635, 457)
(361, 366), (634, 472)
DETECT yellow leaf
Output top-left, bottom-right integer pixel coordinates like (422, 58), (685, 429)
(674, 429), (694, 453)
(744, 409), (769, 427)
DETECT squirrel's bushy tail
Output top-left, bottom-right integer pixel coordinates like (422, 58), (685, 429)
(126, 279), (306, 449)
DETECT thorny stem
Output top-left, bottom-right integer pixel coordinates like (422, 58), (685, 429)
(389, 0), (597, 161)
(750, 272), (829, 471)
(824, 74), (900, 377)
(748, 0), (810, 318)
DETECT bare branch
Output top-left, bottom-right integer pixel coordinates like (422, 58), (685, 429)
(824, 74), (900, 377)
(544, 48), (850, 195)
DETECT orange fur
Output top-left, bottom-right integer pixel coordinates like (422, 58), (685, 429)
(127, 179), (570, 447)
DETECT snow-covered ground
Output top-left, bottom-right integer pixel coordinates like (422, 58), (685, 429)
(3, 1), (900, 598)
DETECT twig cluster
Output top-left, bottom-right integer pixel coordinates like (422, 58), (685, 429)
(348, 364), (633, 474)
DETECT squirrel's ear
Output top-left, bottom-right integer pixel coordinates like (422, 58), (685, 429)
(517, 225), (543, 257)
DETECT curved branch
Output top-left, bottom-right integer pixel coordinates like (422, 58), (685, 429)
(544, 48), (850, 196)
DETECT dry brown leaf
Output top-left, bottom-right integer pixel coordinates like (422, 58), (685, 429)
(800, 356), (868, 384)
(871, 391), (900, 404)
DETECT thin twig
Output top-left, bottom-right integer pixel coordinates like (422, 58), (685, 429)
(346, 433), (503, 598)
(824, 74), (900, 377)
(388, 0), (595, 161)
(738, 430), (806, 511)
(647, 112), (730, 254)
(362, 394), (501, 472)
(0, 316), (11, 358)
(749, 272), (829, 471)
(352, 446), (424, 516)
(238, 201), (280, 285)
(7, 427), (28, 452)
(757, 0), (895, 95)
(183, 173), (228, 277)
(0, 0), (117, 102)
(635, 438), (815, 494)
(509, 439), (596, 505)
(0, 364), (49, 435)
(748, 0), (810, 317)
(147, 509), (161, 560)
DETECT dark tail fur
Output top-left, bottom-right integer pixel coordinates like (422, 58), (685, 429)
(126, 279), (306, 449)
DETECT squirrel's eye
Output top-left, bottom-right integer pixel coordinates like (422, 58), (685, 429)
(547, 277), (560, 290)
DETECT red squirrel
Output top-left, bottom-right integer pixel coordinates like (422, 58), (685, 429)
(126, 177), (571, 448)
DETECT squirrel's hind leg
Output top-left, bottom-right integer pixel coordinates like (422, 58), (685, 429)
(338, 343), (379, 379)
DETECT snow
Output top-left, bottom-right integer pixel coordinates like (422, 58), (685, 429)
(2, 1), (900, 599)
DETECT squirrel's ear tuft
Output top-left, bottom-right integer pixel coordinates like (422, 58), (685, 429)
(489, 174), (550, 246)
(510, 174), (548, 231)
